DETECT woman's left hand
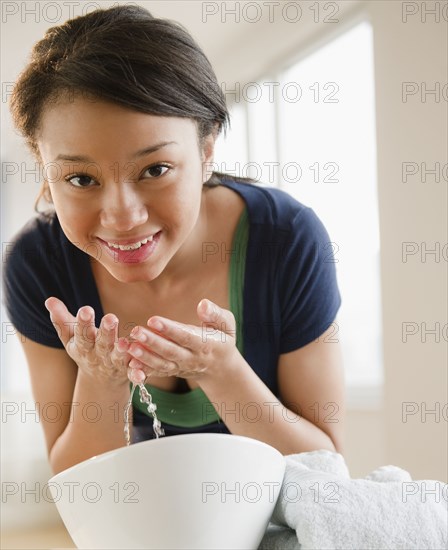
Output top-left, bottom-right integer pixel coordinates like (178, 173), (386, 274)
(124, 299), (239, 381)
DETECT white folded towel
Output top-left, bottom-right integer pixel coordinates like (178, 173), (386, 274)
(267, 450), (448, 550)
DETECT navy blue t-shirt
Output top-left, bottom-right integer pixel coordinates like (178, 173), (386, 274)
(3, 178), (341, 434)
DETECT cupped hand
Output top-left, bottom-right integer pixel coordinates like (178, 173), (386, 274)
(44, 296), (137, 387)
(125, 299), (239, 381)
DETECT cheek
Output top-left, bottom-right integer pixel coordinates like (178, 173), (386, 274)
(155, 184), (202, 225)
(50, 182), (94, 215)
(50, 193), (96, 242)
(177, 192), (202, 231)
(53, 197), (81, 223)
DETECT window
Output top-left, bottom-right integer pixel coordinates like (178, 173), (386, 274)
(213, 101), (248, 177)
(215, 21), (382, 400)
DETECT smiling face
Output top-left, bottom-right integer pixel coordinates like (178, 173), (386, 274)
(36, 95), (216, 284)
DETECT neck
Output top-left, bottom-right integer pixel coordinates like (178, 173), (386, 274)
(145, 188), (213, 295)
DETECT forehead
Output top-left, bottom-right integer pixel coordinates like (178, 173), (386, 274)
(36, 96), (198, 159)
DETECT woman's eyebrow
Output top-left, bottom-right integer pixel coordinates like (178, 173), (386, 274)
(53, 141), (178, 162)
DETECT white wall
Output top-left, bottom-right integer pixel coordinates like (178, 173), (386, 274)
(208, 0), (447, 483)
(369, 0), (447, 482)
(1, 0), (446, 534)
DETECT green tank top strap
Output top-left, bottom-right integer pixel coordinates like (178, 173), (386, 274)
(132, 206), (249, 428)
(229, 206), (248, 356)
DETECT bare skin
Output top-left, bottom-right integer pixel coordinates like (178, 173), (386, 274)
(20, 95), (345, 473)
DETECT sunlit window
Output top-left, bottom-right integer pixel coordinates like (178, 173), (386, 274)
(216, 21), (382, 392)
(213, 101), (248, 177)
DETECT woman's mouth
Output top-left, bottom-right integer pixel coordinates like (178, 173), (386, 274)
(97, 231), (162, 263)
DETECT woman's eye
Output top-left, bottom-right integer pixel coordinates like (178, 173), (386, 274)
(143, 164), (170, 178)
(65, 174), (96, 188)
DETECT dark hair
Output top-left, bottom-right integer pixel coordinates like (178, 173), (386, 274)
(10, 4), (256, 211)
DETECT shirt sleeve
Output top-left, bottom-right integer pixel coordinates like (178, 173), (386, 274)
(2, 220), (65, 348)
(279, 206), (341, 354)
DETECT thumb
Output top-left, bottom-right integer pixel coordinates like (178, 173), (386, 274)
(44, 296), (80, 348)
(197, 299), (236, 336)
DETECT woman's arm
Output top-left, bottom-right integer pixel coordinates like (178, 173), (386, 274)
(198, 323), (345, 455)
(18, 335), (131, 474)
(125, 301), (345, 455)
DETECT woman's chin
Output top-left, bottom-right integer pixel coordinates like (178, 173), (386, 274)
(104, 263), (161, 284)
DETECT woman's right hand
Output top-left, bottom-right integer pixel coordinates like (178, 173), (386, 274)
(44, 296), (136, 387)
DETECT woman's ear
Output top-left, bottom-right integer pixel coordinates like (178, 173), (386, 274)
(201, 131), (217, 183)
(34, 180), (53, 212)
(41, 180), (53, 204)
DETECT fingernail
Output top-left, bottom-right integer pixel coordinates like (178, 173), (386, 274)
(117, 338), (129, 351)
(129, 368), (145, 384)
(135, 370), (146, 383)
(202, 300), (213, 316)
(79, 308), (90, 322)
(131, 328), (146, 342)
(132, 346), (143, 357)
(103, 316), (117, 330)
(148, 318), (163, 332)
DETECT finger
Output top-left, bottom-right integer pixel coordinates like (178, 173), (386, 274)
(74, 306), (96, 352)
(112, 336), (131, 358)
(127, 366), (146, 384)
(128, 358), (160, 379)
(128, 341), (168, 372)
(110, 337), (132, 369)
(44, 296), (78, 347)
(116, 337), (130, 354)
(145, 319), (199, 351)
(96, 313), (119, 356)
(130, 326), (186, 364)
(197, 299), (236, 337)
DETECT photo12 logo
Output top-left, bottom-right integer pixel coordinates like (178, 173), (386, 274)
(1, 480), (139, 504)
(402, 2), (448, 23)
(1, 2), (139, 24)
(402, 402), (448, 423)
(202, 2), (340, 24)
(202, 480), (341, 504)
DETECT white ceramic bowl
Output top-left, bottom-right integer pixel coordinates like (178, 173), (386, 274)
(49, 433), (286, 549)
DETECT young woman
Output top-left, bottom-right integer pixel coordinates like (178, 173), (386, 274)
(4, 5), (345, 474)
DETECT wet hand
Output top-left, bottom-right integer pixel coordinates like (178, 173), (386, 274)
(44, 296), (134, 387)
(125, 299), (239, 381)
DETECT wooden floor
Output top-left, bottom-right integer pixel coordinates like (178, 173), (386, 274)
(1, 524), (76, 549)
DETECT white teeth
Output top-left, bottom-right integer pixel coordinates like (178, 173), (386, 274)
(106, 234), (155, 251)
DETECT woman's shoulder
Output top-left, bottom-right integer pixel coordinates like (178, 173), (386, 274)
(4, 210), (66, 279)
(219, 176), (310, 229)
(6, 209), (62, 250)
(2, 210), (69, 348)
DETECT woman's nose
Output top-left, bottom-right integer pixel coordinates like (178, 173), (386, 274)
(99, 183), (148, 232)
